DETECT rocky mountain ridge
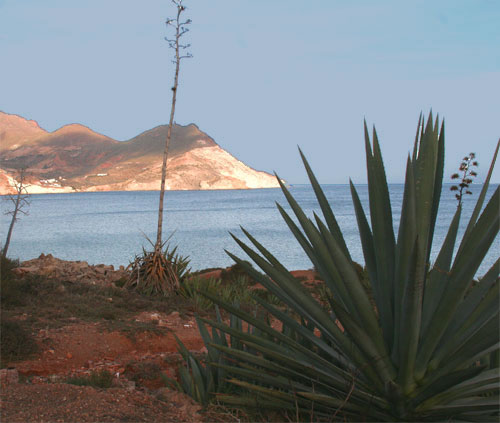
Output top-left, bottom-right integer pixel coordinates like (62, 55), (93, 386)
(0, 111), (279, 194)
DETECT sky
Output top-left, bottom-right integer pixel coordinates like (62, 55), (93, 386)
(1, 0), (499, 184)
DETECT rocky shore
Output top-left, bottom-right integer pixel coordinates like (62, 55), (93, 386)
(12, 253), (129, 286)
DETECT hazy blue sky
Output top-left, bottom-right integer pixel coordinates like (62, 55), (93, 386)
(1, 0), (499, 183)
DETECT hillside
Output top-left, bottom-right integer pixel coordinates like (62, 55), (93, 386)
(0, 112), (279, 194)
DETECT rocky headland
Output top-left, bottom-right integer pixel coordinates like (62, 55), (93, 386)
(0, 111), (280, 195)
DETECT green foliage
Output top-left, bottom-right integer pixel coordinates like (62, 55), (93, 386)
(0, 319), (38, 367)
(165, 308), (247, 407)
(219, 275), (256, 307)
(126, 241), (190, 296)
(1, 275), (38, 308)
(179, 272), (272, 312)
(1, 255), (19, 279)
(126, 361), (162, 384)
(65, 369), (114, 389)
(179, 276), (222, 311)
(220, 262), (256, 285)
(196, 114), (499, 421)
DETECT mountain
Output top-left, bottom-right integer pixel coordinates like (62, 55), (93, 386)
(0, 112), (279, 194)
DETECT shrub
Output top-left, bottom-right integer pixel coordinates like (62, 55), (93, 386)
(65, 369), (114, 389)
(0, 319), (38, 367)
(178, 276), (221, 311)
(0, 255), (19, 280)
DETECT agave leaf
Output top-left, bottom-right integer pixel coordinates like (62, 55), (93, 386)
(331, 298), (397, 384)
(434, 283), (499, 364)
(225, 250), (325, 325)
(444, 258), (499, 338)
(364, 123), (396, 347)
(226, 239), (356, 351)
(421, 204), (462, 336)
(252, 295), (355, 371)
(413, 112), (439, 267)
(426, 119), (445, 260)
(312, 213), (384, 343)
(215, 393), (296, 410)
(188, 355), (208, 404)
(225, 379), (322, 414)
(392, 155), (417, 363)
(276, 178), (369, 315)
(313, 213), (377, 312)
(178, 366), (192, 395)
(298, 148), (351, 259)
(416, 373), (499, 410)
(411, 366), (485, 408)
(227, 378), (313, 405)
(223, 251), (387, 391)
(429, 311), (499, 375)
(297, 391), (385, 417)
(276, 203), (352, 310)
(424, 333), (499, 388)
(349, 181), (377, 295)
(398, 236), (425, 393)
(211, 346), (363, 400)
(195, 316), (220, 364)
(452, 186), (499, 276)
(416, 398), (499, 416)
(457, 139), (499, 257)
(412, 113), (423, 162)
(198, 307), (378, 390)
(416, 188), (499, 378)
(213, 362), (313, 394)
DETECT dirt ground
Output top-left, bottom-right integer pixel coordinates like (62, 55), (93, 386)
(1, 259), (321, 423)
(1, 314), (207, 422)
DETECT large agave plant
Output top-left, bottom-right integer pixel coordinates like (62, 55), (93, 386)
(198, 114), (499, 421)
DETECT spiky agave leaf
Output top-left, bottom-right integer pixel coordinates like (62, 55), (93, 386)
(196, 115), (499, 421)
(125, 240), (190, 295)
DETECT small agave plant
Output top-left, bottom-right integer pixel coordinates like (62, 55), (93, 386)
(125, 236), (190, 296)
(196, 113), (499, 421)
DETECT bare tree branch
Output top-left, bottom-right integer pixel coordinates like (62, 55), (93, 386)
(2, 168), (31, 258)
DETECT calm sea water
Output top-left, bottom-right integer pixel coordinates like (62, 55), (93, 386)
(1, 184), (498, 276)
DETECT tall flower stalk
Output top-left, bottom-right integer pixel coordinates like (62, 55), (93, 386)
(156, 0), (192, 250)
(126, 1), (192, 295)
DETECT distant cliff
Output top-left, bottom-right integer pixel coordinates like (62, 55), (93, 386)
(0, 111), (280, 194)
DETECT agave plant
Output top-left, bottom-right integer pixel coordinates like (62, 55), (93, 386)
(196, 114), (499, 421)
(126, 237), (190, 296)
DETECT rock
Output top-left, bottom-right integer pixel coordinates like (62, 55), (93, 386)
(125, 380), (135, 391)
(12, 266), (37, 276)
(48, 374), (61, 383)
(17, 255), (130, 288)
(0, 368), (19, 385)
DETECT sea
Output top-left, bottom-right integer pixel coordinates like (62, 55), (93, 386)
(1, 184), (498, 277)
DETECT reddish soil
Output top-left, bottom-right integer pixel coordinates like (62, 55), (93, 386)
(1, 265), (322, 422)
(1, 313), (207, 422)
(13, 316), (205, 380)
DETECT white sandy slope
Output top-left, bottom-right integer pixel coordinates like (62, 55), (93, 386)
(0, 146), (280, 195)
